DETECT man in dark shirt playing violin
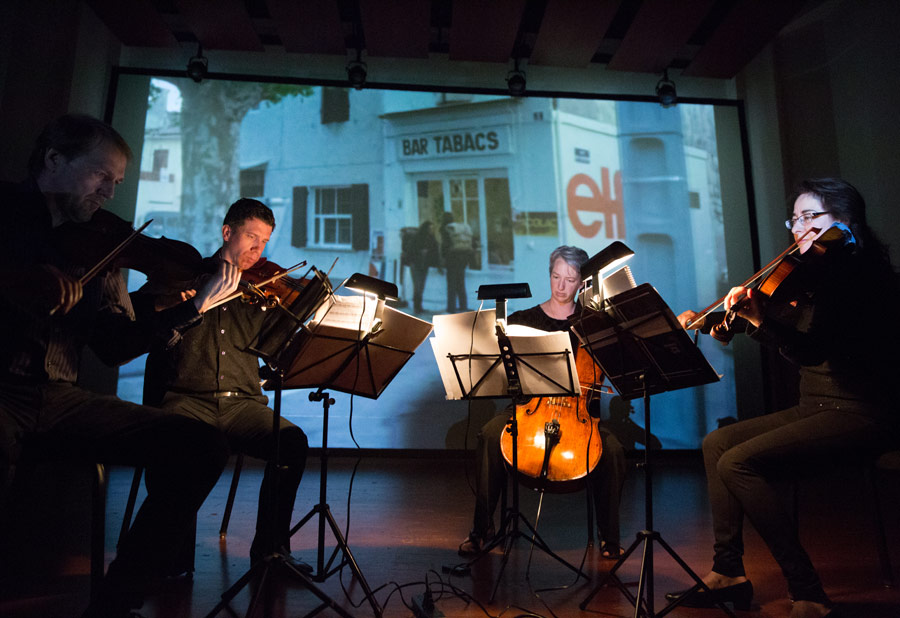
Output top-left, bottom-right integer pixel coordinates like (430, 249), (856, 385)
(458, 245), (628, 558)
(0, 114), (238, 618)
(136, 198), (310, 570)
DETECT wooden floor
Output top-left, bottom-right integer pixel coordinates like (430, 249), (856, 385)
(1, 452), (899, 618)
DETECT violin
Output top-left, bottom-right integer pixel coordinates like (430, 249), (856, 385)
(52, 208), (205, 289)
(688, 224), (847, 343)
(206, 258), (309, 311)
(499, 344), (606, 492)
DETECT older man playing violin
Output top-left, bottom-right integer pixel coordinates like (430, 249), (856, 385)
(0, 114), (236, 618)
(671, 179), (900, 618)
(135, 197), (310, 571)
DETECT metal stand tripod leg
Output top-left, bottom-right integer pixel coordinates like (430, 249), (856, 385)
(205, 377), (357, 618)
(466, 413), (587, 602)
(288, 390), (382, 618)
(579, 382), (735, 618)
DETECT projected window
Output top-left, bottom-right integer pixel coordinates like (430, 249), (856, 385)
(313, 187), (354, 248)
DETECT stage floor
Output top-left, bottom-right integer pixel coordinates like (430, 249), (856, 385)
(2, 452), (899, 618)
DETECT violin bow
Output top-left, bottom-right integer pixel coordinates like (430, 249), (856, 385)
(685, 227), (818, 329)
(80, 219), (153, 285)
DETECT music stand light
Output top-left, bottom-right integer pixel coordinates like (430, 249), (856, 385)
(580, 241), (634, 308)
(477, 282), (530, 322)
(343, 273), (399, 333)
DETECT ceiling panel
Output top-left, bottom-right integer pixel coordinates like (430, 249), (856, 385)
(530, 0), (623, 68)
(173, 0), (264, 51)
(606, 0), (715, 74)
(265, 0), (345, 55)
(683, 0), (808, 78)
(80, 0), (821, 80)
(359, 0), (430, 58)
(84, 0), (178, 47)
(448, 0), (527, 63)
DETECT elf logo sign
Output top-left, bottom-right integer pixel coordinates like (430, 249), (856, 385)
(566, 167), (624, 240)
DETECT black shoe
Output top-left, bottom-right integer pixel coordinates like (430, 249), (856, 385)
(250, 547), (313, 574)
(457, 524), (495, 557)
(282, 553), (314, 575)
(665, 580), (753, 611)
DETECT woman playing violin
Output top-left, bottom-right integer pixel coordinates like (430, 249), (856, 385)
(458, 245), (628, 559)
(672, 179), (900, 617)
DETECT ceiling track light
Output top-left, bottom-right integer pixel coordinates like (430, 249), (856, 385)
(656, 69), (677, 108)
(186, 43), (208, 83)
(346, 47), (367, 90)
(506, 57), (526, 97)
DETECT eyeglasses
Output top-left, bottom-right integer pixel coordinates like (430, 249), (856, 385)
(785, 211), (832, 230)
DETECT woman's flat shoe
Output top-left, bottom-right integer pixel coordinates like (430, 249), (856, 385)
(664, 580), (753, 611)
(600, 542), (625, 559)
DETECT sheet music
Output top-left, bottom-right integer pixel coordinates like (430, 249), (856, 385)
(311, 293), (378, 332)
(430, 309), (579, 400)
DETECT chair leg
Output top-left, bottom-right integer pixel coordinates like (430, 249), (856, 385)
(118, 466), (143, 549)
(585, 479), (595, 547)
(220, 453), (244, 538)
(91, 463), (107, 602)
(868, 464), (895, 588)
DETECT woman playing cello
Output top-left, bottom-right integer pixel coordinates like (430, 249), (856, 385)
(458, 245), (628, 559)
(671, 179), (900, 617)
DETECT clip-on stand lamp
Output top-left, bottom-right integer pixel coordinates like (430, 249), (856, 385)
(204, 268), (357, 618)
(580, 241), (634, 311)
(462, 282), (588, 599)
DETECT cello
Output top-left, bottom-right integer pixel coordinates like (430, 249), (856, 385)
(499, 342), (606, 492)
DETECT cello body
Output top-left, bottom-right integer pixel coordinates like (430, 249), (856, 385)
(500, 345), (604, 492)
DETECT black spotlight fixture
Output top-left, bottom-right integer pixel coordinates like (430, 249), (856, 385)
(346, 48), (367, 90)
(655, 69), (677, 108)
(506, 58), (526, 97)
(186, 43), (208, 83)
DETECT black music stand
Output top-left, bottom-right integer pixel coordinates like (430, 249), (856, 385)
(271, 291), (432, 618)
(433, 305), (587, 600)
(570, 283), (734, 618)
(205, 268), (358, 618)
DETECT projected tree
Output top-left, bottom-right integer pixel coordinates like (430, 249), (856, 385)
(175, 79), (312, 254)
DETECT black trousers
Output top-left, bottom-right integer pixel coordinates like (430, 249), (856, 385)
(472, 410), (627, 547)
(410, 263), (429, 311)
(159, 393), (308, 556)
(445, 252), (468, 312)
(703, 400), (899, 603)
(0, 380), (229, 613)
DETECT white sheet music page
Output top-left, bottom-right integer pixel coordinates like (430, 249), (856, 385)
(310, 293), (377, 333)
(429, 310), (579, 399)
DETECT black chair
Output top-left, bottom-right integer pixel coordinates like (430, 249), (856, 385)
(118, 453), (246, 575)
(90, 463), (107, 601)
(792, 449), (898, 588)
(870, 450), (899, 588)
